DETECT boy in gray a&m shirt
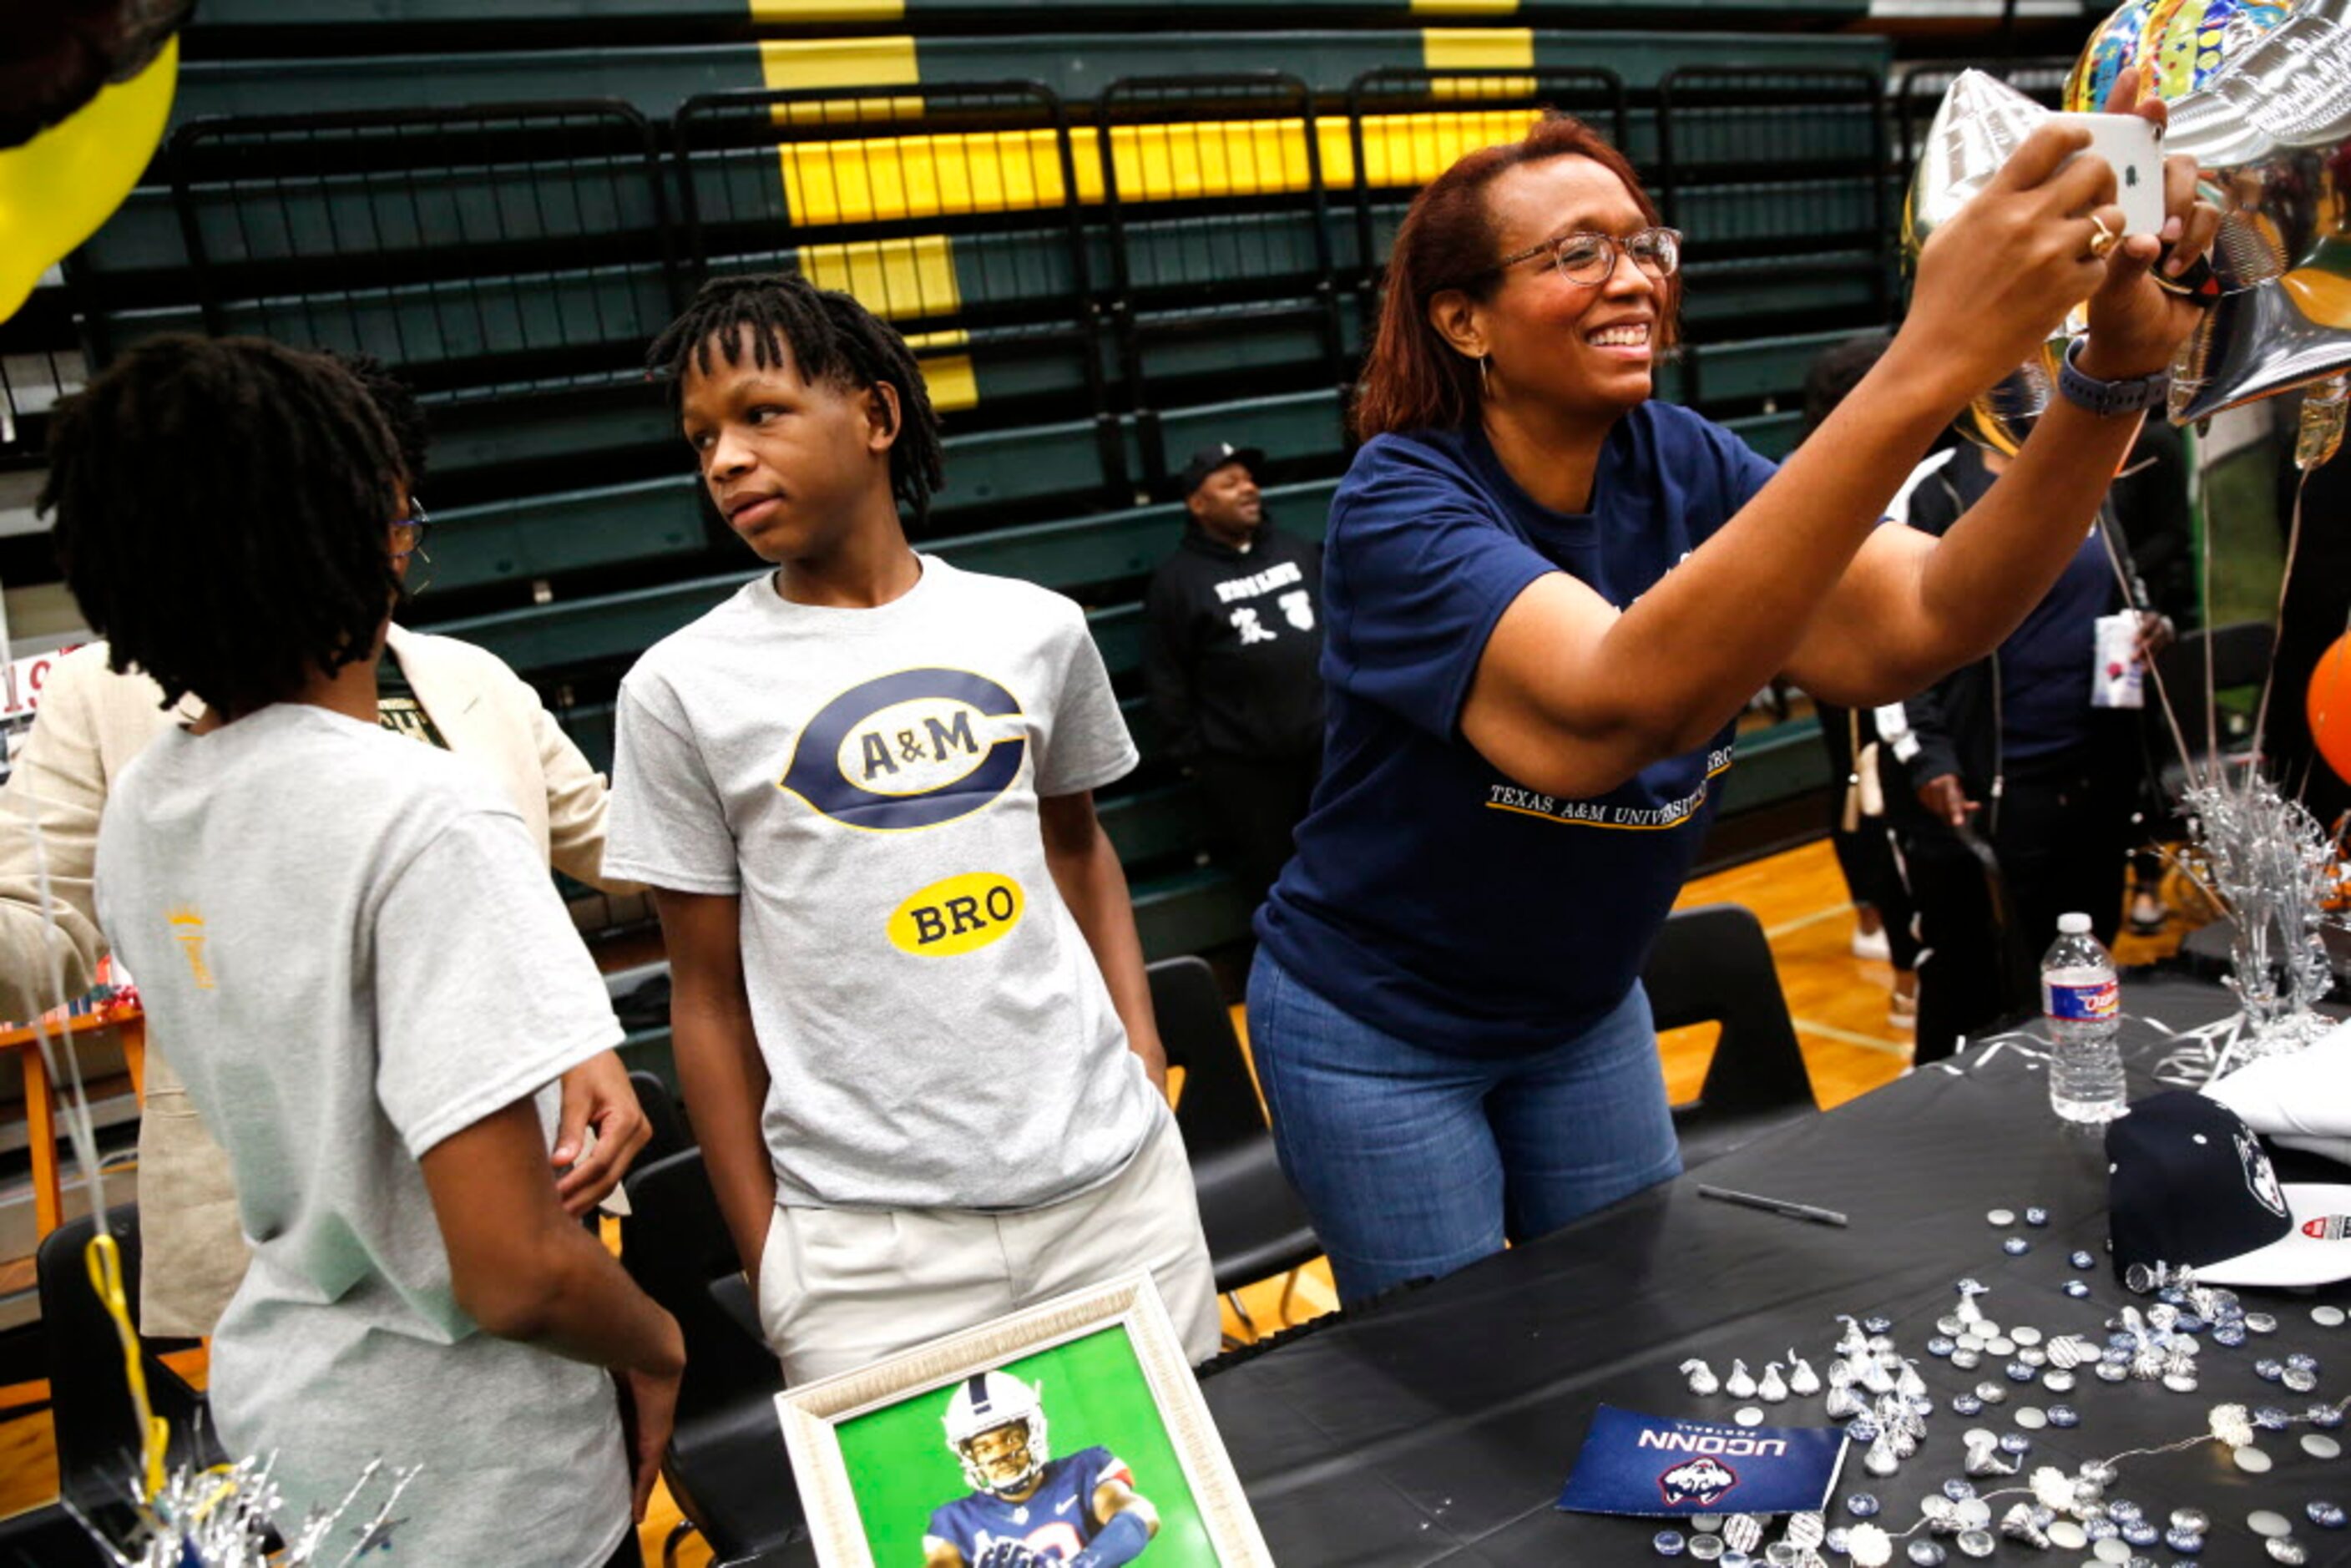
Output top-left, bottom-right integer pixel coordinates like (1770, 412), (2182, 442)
(608, 276), (1218, 1386)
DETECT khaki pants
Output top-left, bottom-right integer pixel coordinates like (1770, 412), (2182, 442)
(756, 1115), (1220, 1383)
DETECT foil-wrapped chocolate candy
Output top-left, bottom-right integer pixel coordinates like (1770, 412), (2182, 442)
(1963, 1430), (2017, 1478)
(2000, 1501), (2052, 1548)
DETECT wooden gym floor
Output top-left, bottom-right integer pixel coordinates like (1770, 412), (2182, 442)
(0, 837), (2187, 1560)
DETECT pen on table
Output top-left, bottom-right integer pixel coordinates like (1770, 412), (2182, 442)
(1698, 1184), (1849, 1228)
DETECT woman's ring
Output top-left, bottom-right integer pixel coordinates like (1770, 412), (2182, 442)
(2087, 215), (2119, 259)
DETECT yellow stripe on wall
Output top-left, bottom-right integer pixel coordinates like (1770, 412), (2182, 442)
(1351, 108), (1545, 185)
(917, 352), (979, 412)
(747, 0), (906, 19)
(756, 36), (920, 92)
(771, 111), (1548, 223)
(1420, 28), (1535, 71)
(796, 234), (962, 320)
(780, 125), (1071, 223)
(1100, 119), (1323, 205)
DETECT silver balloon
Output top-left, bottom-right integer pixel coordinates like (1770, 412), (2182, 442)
(1908, 48), (2351, 455)
(2155, 0), (2351, 432)
(2164, 0), (2351, 168)
(1905, 69), (2051, 246)
(1904, 71), (2073, 454)
(2167, 149), (2351, 427)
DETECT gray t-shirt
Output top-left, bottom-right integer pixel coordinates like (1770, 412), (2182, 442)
(605, 556), (1165, 1211)
(94, 706), (629, 1568)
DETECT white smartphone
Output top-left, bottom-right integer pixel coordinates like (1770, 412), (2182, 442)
(2047, 110), (2167, 239)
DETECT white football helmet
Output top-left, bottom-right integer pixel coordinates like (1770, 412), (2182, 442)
(942, 1370), (1050, 1495)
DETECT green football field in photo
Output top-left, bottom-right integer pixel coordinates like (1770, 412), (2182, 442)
(836, 1325), (1217, 1565)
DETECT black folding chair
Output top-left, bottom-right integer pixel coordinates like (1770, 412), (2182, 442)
(617, 1150), (801, 1566)
(36, 1205), (222, 1532)
(1645, 903), (1822, 1168)
(1146, 955), (1322, 1343)
(0, 1500), (109, 1566)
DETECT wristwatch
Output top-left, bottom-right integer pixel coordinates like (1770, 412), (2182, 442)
(2057, 337), (2171, 418)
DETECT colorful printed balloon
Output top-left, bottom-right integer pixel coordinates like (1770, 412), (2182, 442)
(2067, 0), (2159, 112)
(2158, 0), (2294, 99)
(2067, 0), (2292, 110)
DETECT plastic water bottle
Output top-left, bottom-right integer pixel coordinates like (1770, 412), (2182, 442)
(2043, 912), (2126, 1124)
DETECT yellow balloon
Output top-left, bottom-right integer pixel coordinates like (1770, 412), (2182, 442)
(0, 35), (180, 325)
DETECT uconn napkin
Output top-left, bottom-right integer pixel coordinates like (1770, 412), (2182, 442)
(1556, 1406), (1850, 1517)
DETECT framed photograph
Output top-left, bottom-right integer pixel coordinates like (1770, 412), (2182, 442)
(774, 1272), (1272, 1567)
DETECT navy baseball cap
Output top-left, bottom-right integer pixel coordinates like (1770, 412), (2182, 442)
(1179, 442), (1266, 497)
(2107, 1090), (2351, 1288)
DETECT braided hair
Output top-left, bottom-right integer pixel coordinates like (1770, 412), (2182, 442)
(646, 272), (945, 529)
(42, 335), (404, 718)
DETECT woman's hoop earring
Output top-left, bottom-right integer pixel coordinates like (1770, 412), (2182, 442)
(1479, 354), (1493, 400)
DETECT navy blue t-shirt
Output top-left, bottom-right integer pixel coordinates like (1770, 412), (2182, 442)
(1998, 532), (2113, 765)
(1904, 444), (2118, 771)
(1256, 403), (1778, 1056)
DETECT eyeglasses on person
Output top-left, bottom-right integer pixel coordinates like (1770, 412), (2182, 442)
(391, 498), (432, 559)
(1487, 226), (1683, 288)
(391, 498), (433, 594)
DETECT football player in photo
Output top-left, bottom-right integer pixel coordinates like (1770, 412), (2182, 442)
(923, 1371), (1159, 1567)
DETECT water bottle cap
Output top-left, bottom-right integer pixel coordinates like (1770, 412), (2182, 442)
(2057, 913), (2092, 935)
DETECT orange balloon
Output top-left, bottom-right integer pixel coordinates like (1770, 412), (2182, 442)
(2308, 630), (2351, 785)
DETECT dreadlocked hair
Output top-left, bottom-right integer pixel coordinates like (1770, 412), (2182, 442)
(42, 335), (404, 718)
(327, 350), (432, 484)
(646, 272), (945, 529)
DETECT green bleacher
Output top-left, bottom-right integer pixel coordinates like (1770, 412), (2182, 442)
(184, 1), (1876, 35)
(17, 5), (1958, 959)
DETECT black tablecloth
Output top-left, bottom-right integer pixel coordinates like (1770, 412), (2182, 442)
(743, 978), (2351, 1565)
(1195, 976), (2351, 1565)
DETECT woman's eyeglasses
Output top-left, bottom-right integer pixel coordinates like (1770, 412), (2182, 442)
(391, 498), (432, 560)
(391, 498), (433, 594)
(1488, 226), (1683, 288)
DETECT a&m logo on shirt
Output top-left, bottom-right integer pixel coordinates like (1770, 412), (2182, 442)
(778, 668), (1026, 832)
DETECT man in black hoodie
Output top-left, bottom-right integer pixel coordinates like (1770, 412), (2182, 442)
(1144, 443), (1326, 910)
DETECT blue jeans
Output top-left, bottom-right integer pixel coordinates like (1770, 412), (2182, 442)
(1247, 947), (1683, 1306)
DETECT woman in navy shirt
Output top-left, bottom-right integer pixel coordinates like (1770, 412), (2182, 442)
(1251, 94), (2217, 1305)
